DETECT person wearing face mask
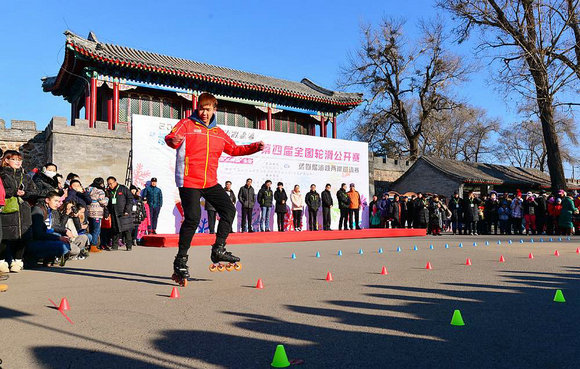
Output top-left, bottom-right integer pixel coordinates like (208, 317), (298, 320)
(33, 163), (63, 199)
(0, 151), (39, 272)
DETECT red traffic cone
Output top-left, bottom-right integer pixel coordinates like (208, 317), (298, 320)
(58, 298), (70, 312)
(380, 266), (388, 275)
(255, 278), (264, 289)
(554, 250), (560, 257)
(528, 252), (534, 259)
(425, 262), (433, 270)
(465, 258), (472, 266)
(576, 248), (580, 254)
(325, 272), (333, 282)
(499, 255), (505, 263)
(170, 287), (180, 299)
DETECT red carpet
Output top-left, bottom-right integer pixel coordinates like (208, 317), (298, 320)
(142, 228), (426, 247)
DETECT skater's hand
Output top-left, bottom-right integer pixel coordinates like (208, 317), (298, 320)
(17, 189), (25, 196)
(257, 141), (265, 151)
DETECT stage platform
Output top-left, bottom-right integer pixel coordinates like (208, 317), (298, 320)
(141, 228), (426, 247)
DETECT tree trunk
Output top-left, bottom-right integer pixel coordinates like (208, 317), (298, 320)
(408, 135), (420, 161)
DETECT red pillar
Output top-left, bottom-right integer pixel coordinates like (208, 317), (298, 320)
(332, 117), (337, 139)
(89, 76), (97, 128)
(192, 94), (197, 110)
(267, 107), (272, 131)
(107, 95), (113, 129)
(112, 81), (119, 129)
(320, 116), (326, 137)
(84, 86), (91, 120)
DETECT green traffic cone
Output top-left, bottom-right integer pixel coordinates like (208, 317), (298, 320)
(554, 289), (566, 303)
(450, 310), (465, 326)
(271, 344), (291, 368)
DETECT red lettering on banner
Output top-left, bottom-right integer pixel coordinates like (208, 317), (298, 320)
(305, 148), (314, 158)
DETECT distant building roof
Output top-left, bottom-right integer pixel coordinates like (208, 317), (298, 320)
(393, 157), (580, 190)
(43, 31), (363, 112)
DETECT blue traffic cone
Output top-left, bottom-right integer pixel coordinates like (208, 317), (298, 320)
(413, 245), (418, 251)
(445, 243), (449, 249)
(358, 248), (364, 255)
(429, 245), (434, 250)
(291, 253), (296, 259)
(337, 250), (342, 256)
(396, 247), (401, 253)
(473, 242), (477, 247)
(378, 248), (383, 254)
(497, 240), (501, 245)
(315, 251), (320, 258)
(459, 243), (463, 248)
(508, 240), (512, 244)
(485, 241), (489, 246)
(520, 239), (524, 243)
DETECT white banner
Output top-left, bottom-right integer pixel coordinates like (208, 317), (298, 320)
(132, 114), (369, 234)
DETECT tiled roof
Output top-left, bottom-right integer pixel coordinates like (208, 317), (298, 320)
(45, 31), (362, 109)
(420, 156), (579, 189)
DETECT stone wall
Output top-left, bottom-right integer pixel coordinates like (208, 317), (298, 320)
(368, 153), (415, 196)
(390, 159), (461, 199)
(0, 118), (47, 171)
(46, 117), (131, 185)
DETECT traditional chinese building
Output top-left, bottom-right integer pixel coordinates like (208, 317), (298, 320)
(42, 31), (362, 138)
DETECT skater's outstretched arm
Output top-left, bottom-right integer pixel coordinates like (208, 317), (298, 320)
(165, 119), (188, 149)
(222, 131), (264, 156)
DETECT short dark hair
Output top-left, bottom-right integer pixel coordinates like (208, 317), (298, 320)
(277, 182), (283, 186)
(69, 179), (81, 186)
(225, 181), (232, 185)
(44, 162), (57, 170)
(341, 183), (346, 187)
(325, 183), (331, 187)
(311, 184), (316, 187)
(66, 173), (78, 181)
(265, 180), (272, 184)
(45, 190), (60, 199)
(107, 176), (117, 182)
(246, 178), (252, 182)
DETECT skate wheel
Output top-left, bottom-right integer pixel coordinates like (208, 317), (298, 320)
(234, 262), (242, 271)
(181, 279), (188, 287)
(217, 264), (226, 272)
(209, 264), (218, 272)
(225, 263), (234, 271)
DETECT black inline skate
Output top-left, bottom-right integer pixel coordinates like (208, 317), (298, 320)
(209, 243), (242, 272)
(172, 255), (190, 286)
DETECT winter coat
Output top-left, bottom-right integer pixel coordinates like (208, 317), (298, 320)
(377, 198), (389, 217)
(65, 188), (92, 207)
(225, 189), (236, 205)
(484, 198), (500, 221)
(510, 197), (524, 218)
(523, 198), (538, 216)
(143, 185), (163, 209)
(33, 171), (62, 198)
(536, 195), (547, 219)
(86, 186), (109, 219)
(274, 189), (288, 213)
(105, 184), (133, 216)
(290, 191), (304, 211)
(305, 190), (321, 211)
(413, 197), (430, 227)
(336, 189), (350, 210)
(390, 200), (402, 223)
(30, 204), (67, 241)
(463, 197), (481, 222)
(238, 185), (255, 209)
(257, 185), (274, 207)
(347, 190), (361, 209)
(428, 200), (444, 229)
(321, 190), (333, 208)
(0, 167), (38, 241)
(498, 207), (511, 221)
(558, 197), (577, 228)
(165, 111), (261, 189)
(133, 196), (147, 225)
(448, 197), (463, 222)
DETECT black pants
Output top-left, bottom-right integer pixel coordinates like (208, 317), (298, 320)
(241, 207), (253, 232)
(177, 184), (236, 257)
(276, 212), (285, 231)
(150, 206), (161, 231)
(207, 210), (217, 234)
(339, 208), (348, 230)
(464, 221), (477, 234)
(292, 210), (302, 229)
(512, 217), (523, 234)
(348, 209), (359, 229)
(322, 207), (331, 230)
(488, 220), (499, 234)
(308, 208), (319, 231)
(536, 216), (546, 234)
(111, 213), (132, 247)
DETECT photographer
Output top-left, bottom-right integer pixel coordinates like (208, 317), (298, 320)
(58, 201), (90, 260)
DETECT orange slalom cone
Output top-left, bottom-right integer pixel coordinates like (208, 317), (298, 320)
(425, 262), (433, 270)
(554, 250), (560, 257)
(170, 287), (180, 299)
(380, 266), (388, 275)
(576, 247), (580, 254)
(499, 255), (505, 263)
(256, 278), (264, 289)
(465, 258), (472, 266)
(58, 298), (70, 312)
(325, 272), (333, 282)
(528, 252), (534, 259)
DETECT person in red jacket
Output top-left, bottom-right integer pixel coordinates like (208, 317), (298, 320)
(165, 92), (263, 285)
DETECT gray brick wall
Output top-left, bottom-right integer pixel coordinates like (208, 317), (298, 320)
(390, 160), (461, 199)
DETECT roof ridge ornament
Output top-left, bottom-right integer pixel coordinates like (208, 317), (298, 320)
(301, 78), (334, 97)
(87, 31), (99, 43)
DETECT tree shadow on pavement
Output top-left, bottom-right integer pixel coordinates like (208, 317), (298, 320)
(151, 268), (579, 369)
(31, 347), (170, 369)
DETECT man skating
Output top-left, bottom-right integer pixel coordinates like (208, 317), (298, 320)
(165, 93), (263, 285)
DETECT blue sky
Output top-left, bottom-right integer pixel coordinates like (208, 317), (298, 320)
(4, 0), (576, 175)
